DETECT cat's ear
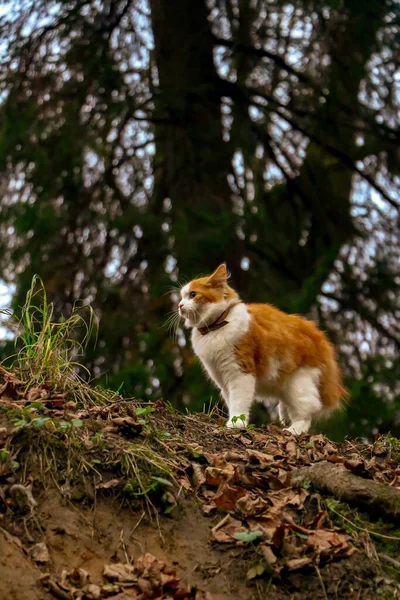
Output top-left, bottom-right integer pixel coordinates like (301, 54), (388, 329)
(208, 264), (228, 288)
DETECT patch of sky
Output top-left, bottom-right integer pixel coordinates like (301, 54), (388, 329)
(0, 281), (15, 340)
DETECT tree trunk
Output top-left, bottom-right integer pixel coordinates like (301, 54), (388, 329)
(149, 0), (242, 280)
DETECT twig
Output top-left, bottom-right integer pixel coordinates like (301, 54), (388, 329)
(129, 511), (145, 538)
(118, 529), (130, 564)
(45, 579), (71, 600)
(315, 565), (329, 600)
(377, 553), (400, 570)
(211, 514), (230, 535)
(330, 507), (400, 541)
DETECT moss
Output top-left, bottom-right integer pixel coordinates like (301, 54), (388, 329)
(326, 499), (400, 574)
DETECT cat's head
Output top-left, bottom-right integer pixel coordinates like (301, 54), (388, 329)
(178, 264), (239, 328)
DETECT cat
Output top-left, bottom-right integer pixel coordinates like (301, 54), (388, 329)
(178, 264), (347, 434)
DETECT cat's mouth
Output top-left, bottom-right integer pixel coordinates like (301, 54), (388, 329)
(179, 306), (199, 324)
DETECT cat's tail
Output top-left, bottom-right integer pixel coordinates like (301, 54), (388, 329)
(319, 352), (349, 412)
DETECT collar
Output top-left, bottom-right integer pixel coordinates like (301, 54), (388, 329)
(197, 301), (240, 336)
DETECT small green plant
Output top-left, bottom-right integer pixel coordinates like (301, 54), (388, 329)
(234, 529), (263, 543)
(0, 449), (19, 472)
(59, 419), (83, 432)
(231, 414), (247, 427)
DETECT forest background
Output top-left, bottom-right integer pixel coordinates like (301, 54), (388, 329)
(0, 0), (399, 440)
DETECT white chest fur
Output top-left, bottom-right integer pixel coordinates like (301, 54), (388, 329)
(191, 303), (250, 393)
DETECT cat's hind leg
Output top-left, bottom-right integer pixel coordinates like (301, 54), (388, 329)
(226, 373), (256, 428)
(283, 367), (322, 435)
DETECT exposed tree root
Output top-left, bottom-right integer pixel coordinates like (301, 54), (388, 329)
(292, 462), (400, 521)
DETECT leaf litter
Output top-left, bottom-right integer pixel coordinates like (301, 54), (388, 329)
(1, 366), (400, 598)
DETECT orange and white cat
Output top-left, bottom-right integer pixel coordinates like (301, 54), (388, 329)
(178, 264), (347, 434)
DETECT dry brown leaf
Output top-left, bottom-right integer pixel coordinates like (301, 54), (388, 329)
(310, 434), (326, 446)
(213, 483), (247, 511)
(309, 510), (328, 530)
(28, 542), (50, 563)
(261, 545), (277, 565)
(223, 451), (243, 462)
(192, 464), (206, 489)
(107, 592), (138, 600)
(137, 577), (152, 594)
(103, 563), (137, 583)
(240, 435), (253, 446)
(83, 583), (102, 599)
(178, 476), (192, 491)
(203, 453), (223, 465)
(344, 459), (369, 477)
(327, 454), (345, 464)
(210, 515), (245, 543)
(246, 449), (274, 465)
(271, 524), (287, 549)
(204, 465), (234, 487)
(111, 417), (142, 434)
(69, 567), (89, 587)
(201, 504), (216, 515)
(96, 479), (121, 489)
(236, 493), (269, 516)
(324, 442), (337, 455)
(307, 529), (351, 554)
(285, 440), (297, 458)
(286, 557), (312, 571)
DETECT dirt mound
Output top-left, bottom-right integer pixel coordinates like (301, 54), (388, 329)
(1, 367), (400, 599)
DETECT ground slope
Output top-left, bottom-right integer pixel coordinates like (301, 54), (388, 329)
(1, 366), (400, 600)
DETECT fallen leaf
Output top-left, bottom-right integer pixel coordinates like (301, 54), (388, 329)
(69, 567), (89, 587)
(246, 449), (274, 465)
(178, 476), (192, 491)
(286, 557), (312, 571)
(83, 583), (102, 599)
(240, 435), (253, 446)
(96, 479), (121, 489)
(285, 440), (297, 458)
(234, 529), (263, 543)
(246, 563), (265, 580)
(204, 465), (234, 487)
(324, 442), (337, 454)
(111, 417), (142, 436)
(344, 459), (369, 477)
(192, 464), (206, 488)
(213, 483), (247, 511)
(211, 515), (245, 543)
(103, 563), (137, 583)
(28, 542), (50, 563)
(107, 592), (138, 600)
(261, 545), (277, 565)
(137, 577), (152, 594)
(26, 387), (48, 402)
(307, 529), (351, 554)
(236, 493), (269, 516)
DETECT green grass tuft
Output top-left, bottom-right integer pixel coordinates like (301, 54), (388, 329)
(0, 275), (115, 406)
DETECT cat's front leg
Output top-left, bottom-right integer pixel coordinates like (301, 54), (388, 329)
(226, 373), (256, 428)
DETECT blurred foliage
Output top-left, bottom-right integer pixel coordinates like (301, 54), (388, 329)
(0, 0), (399, 439)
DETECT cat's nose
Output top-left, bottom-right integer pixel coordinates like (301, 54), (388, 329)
(178, 302), (184, 309)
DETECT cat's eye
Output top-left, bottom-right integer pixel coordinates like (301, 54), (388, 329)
(189, 291), (197, 299)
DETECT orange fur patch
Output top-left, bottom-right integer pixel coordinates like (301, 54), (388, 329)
(234, 304), (347, 408)
(188, 279), (238, 304)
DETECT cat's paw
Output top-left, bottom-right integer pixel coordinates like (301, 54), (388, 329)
(284, 420), (310, 435)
